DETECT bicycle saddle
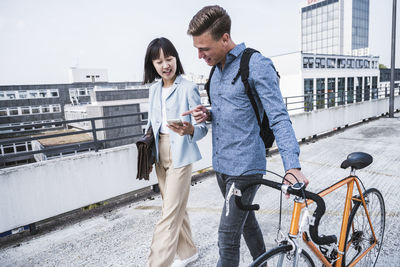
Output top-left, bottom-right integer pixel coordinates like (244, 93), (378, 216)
(340, 152), (373, 170)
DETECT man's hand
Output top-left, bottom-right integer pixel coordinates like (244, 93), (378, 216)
(181, 105), (209, 123)
(167, 121), (194, 136)
(283, 168), (309, 199)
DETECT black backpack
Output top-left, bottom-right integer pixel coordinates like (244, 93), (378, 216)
(204, 48), (277, 151)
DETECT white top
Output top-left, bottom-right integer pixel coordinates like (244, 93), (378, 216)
(160, 86), (174, 134)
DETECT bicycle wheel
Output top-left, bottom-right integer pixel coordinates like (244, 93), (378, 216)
(251, 244), (315, 267)
(343, 188), (385, 267)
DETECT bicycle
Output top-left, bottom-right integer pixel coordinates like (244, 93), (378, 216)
(231, 152), (385, 267)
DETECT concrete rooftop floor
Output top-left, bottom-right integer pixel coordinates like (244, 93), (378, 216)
(0, 113), (399, 267)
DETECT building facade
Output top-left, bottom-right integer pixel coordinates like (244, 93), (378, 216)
(271, 52), (379, 112)
(301, 0), (370, 56)
(379, 68), (400, 97)
(0, 81), (144, 132)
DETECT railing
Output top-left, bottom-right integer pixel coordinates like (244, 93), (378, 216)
(283, 86), (400, 113)
(1, 85), (399, 166)
(0, 112), (147, 165)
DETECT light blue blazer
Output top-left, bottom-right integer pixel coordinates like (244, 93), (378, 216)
(146, 75), (208, 168)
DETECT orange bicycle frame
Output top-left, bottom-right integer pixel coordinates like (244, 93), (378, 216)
(287, 176), (378, 267)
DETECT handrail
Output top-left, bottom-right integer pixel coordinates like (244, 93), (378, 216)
(0, 112), (147, 163)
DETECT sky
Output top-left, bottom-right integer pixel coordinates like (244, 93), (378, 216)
(0, 0), (398, 85)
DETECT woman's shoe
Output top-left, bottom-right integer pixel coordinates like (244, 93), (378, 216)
(170, 252), (198, 267)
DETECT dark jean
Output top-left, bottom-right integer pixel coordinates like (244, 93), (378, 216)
(216, 172), (266, 267)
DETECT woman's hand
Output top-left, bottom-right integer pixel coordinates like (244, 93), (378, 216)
(167, 121), (194, 136)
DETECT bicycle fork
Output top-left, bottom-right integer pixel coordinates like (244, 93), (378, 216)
(284, 198), (312, 267)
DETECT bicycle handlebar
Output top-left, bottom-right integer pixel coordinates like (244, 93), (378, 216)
(234, 179), (337, 246)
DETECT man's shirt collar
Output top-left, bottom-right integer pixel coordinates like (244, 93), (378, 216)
(225, 43), (246, 64)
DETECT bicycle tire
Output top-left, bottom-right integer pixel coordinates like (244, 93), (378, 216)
(251, 244), (315, 267)
(342, 188), (385, 267)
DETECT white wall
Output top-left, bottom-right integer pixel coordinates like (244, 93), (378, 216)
(271, 53), (302, 97)
(1, 97), (399, 234)
(69, 68), (108, 83)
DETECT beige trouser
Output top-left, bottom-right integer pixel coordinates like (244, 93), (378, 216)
(146, 134), (197, 267)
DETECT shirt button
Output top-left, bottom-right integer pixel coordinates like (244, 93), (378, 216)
(216, 123), (219, 126)
(217, 108), (220, 111)
(216, 152), (218, 155)
(216, 137), (219, 140)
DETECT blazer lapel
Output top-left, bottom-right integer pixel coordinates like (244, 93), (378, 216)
(152, 81), (162, 115)
(165, 75), (183, 100)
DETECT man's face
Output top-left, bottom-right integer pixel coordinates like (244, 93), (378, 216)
(193, 31), (227, 66)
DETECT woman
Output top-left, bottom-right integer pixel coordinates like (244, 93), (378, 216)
(143, 37), (207, 267)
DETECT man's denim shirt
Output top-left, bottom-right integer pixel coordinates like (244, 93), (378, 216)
(210, 43), (301, 176)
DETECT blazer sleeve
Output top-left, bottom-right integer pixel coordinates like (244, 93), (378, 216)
(186, 83), (208, 143)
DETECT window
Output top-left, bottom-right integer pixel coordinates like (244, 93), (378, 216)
(3, 145), (14, 154)
(79, 88), (87, 96)
(9, 108), (19, 116)
(316, 78), (325, 109)
(372, 76), (378, 99)
(303, 57), (314, 68)
(86, 75), (90, 78)
(327, 78), (336, 107)
(327, 58), (336, 68)
(347, 59), (355, 68)
(19, 91), (28, 99)
(31, 106), (40, 114)
(304, 79), (314, 112)
(6, 92), (16, 99)
(39, 90), (47, 97)
(364, 76), (370, 101)
(315, 58), (321, 68)
(52, 105), (61, 113)
(21, 107), (31, 115)
(29, 91), (38, 98)
(0, 109), (7, 117)
(347, 77), (354, 104)
(337, 58), (346, 68)
(320, 58), (326, 68)
(15, 143), (27, 153)
(303, 57), (309, 68)
(50, 89), (59, 97)
(42, 106), (50, 113)
(356, 77), (363, 102)
(338, 78), (345, 105)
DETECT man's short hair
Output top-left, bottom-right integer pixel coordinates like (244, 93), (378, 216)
(187, 5), (231, 40)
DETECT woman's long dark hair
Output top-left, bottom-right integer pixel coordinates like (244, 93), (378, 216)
(143, 37), (185, 84)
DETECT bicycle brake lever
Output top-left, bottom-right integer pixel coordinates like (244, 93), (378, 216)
(225, 183), (243, 216)
(225, 183), (235, 216)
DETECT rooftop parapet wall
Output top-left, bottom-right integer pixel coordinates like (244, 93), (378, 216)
(0, 96), (399, 234)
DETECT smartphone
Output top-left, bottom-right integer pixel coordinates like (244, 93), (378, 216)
(167, 119), (184, 126)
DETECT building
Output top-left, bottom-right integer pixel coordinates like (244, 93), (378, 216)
(0, 81), (144, 134)
(69, 68), (108, 83)
(271, 52), (379, 112)
(0, 73), (148, 167)
(379, 68), (400, 97)
(301, 0), (370, 56)
(64, 86), (149, 148)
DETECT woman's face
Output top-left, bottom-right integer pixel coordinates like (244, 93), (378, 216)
(152, 49), (177, 86)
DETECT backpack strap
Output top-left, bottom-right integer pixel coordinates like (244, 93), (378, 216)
(239, 48), (263, 127)
(204, 65), (216, 105)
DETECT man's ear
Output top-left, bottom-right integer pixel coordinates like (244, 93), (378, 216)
(221, 33), (230, 46)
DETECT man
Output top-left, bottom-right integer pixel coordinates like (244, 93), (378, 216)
(183, 5), (309, 267)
